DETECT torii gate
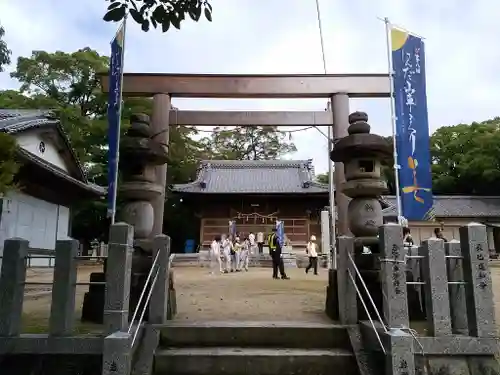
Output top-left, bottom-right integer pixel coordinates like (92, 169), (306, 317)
(100, 73), (391, 241)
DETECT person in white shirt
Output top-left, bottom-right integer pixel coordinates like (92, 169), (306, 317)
(231, 236), (242, 272)
(305, 235), (319, 275)
(256, 231), (264, 254)
(248, 232), (257, 254)
(221, 234), (232, 273)
(239, 237), (250, 271)
(209, 236), (222, 274)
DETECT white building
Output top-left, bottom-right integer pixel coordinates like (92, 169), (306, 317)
(0, 109), (105, 267)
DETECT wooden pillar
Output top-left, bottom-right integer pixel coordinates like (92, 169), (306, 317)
(331, 93), (350, 236)
(151, 93), (171, 237)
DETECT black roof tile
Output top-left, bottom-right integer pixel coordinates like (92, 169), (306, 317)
(173, 159), (329, 194)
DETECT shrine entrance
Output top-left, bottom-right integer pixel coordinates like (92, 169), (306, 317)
(100, 72), (391, 322)
(100, 72), (392, 244)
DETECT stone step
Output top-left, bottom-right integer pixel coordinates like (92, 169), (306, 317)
(158, 321), (351, 349)
(154, 347), (358, 375)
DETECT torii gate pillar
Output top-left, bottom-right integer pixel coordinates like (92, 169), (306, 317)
(150, 93), (171, 238)
(331, 93), (351, 236)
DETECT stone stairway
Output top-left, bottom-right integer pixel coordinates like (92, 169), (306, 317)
(153, 321), (360, 375)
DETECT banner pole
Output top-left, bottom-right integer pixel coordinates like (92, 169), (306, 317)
(384, 17), (403, 223)
(110, 15), (128, 225)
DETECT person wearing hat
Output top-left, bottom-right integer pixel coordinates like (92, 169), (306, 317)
(305, 235), (319, 275)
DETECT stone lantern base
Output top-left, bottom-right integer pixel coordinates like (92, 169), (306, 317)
(325, 269), (339, 320)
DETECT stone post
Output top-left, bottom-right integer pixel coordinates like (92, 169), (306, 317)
(104, 223), (134, 334)
(384, 329), (415, 375)
(331, 93), (350, 235)
(378, 224), (409, 328)
(149, 234), (171, 324)
(445, 240), (468, 334)
(421, 239), (451, 336)
(150, 93), (171, 238)
(460, 223), (496, 337)
(102, 331), (132, 375)
(0, 238), (28, 336)
(337, 236), (357, 324)
(49, 239), (79, 336)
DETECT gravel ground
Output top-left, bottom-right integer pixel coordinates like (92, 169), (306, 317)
(21, 264), (500, 330)
(173, 267), (330, 322)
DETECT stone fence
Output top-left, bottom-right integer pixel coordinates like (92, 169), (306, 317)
(338, 223), (499, 374)
(0, 222), (173, 375)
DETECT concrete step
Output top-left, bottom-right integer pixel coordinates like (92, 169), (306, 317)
(154, 347), (358, 375)
(158, 321), (351, 349)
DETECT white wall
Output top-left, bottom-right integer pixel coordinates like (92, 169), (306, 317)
(0, 191), (70, 268)
(14, 130), (70, 173)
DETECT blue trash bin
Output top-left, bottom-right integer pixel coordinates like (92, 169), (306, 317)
(184, 239), (195, 253)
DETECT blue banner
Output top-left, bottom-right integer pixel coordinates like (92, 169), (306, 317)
(391, 28), (434, 221)
(107, 22), (126, 218)
(276, 220), (284, 247)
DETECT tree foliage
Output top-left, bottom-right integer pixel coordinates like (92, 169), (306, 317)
(0, 25), (11, 72)
(3, 47), (209, 248)
(0, 133), (19, 195)
(200, 126), (297, 160)
(315, 172), (328, 184)
(103, 0), (213, 32)
(430, 118), (500, 195)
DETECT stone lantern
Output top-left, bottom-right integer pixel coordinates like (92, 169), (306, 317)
(119, 113), (169, 316)
(329, 111), (392, 320)
(81, 113), (168, 324)
(119, 113), (169, 248)
(330, 111), (392, 247)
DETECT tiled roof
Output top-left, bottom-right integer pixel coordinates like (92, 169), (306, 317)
(381, 195), (500, 218)
(0, 109), (57, 129)
(0, 109), (104, 195)
(172, 159), (329, 194)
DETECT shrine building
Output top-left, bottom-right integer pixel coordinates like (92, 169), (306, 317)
(172, 160), (329, 250)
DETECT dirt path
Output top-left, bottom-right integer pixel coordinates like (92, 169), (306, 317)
(174, 267), (330, 322)
(21, 264), (500, 331)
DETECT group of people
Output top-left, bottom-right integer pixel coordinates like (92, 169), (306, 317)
(209, 231), (260, 274)
(209, 228), (322, 280)
(209, 229), (291, 279)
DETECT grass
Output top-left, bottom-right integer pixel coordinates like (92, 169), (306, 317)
(21, 311), (103, 335)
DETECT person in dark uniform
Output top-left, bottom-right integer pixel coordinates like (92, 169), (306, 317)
(268, 228), (290, 280)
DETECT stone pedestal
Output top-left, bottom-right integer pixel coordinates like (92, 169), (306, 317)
(325, 269), (339, 320)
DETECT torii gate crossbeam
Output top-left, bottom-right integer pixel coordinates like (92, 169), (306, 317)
(100, 72), (391, 243)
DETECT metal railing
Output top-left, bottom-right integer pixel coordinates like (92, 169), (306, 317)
(128, 250), (161, 347)
(347, 253), (387, 354)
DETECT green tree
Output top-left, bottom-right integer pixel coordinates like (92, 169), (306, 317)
(103, 0), (212, 32)
(11, 48), (110, 162)
(316, 172), (328, 184)
(201, 126), (297, 160)
(0, 25), (11, 72)
(0, 133), (19, 194)
(430, 118), (500, 195)
(7, 47), (209, 249)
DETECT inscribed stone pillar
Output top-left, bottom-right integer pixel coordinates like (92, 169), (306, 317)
(331, 93), (350, 236)
(150, 93), (171, 237)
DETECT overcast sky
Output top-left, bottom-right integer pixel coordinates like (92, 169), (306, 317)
(0, 0), (498, 173)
